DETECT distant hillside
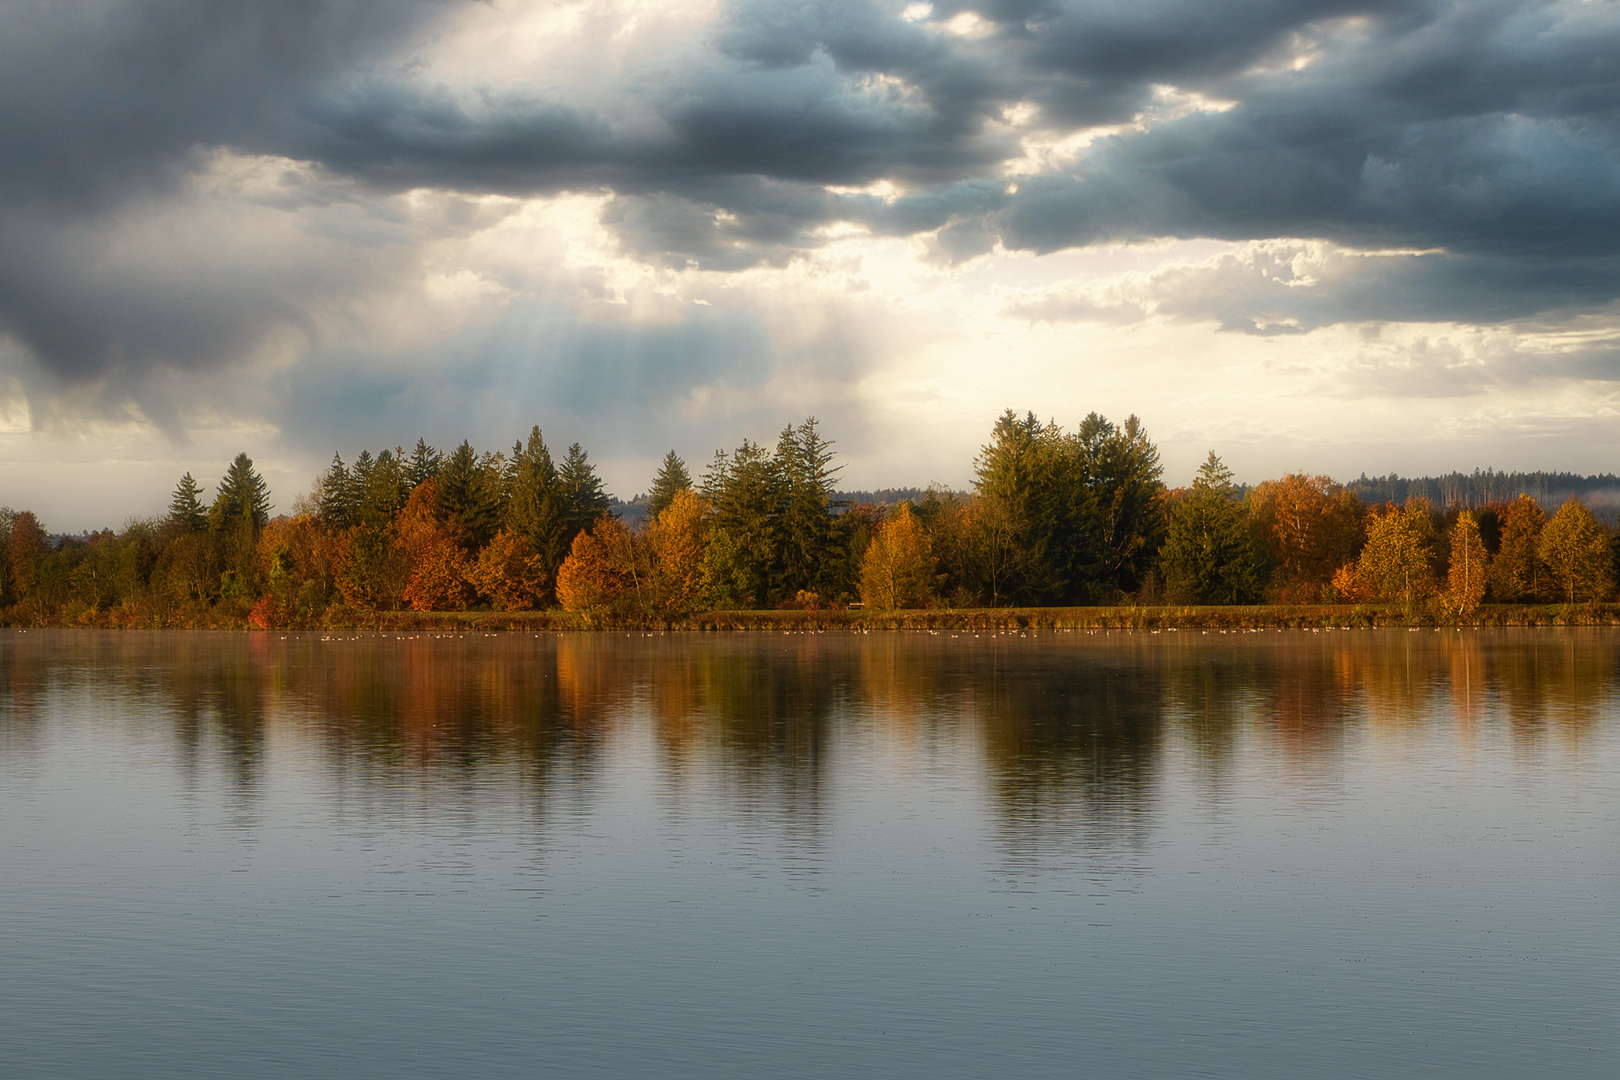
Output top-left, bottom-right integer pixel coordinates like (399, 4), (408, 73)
(835, 487), (955, 507)
(1346, 470), (1620, 513)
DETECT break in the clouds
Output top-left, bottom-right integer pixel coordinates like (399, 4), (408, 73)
(3, 0), (1620, 528)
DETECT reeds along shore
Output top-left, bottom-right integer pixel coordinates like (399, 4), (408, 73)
(15, 602), (1620, 633)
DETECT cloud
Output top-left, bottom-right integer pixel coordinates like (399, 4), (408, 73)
(4, 0), (1620, 524)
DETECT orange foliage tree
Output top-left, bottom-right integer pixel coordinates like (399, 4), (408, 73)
(1491, 495), (1546, 601)
(556, 516), (642, 614)
(1248, 473), (1364, 601)
(468, 527), (550, 610)
(396, 480), (473, 611)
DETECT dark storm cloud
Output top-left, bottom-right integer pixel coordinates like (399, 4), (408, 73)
(4, 0), (1620, 395)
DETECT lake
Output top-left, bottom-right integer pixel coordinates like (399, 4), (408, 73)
(1, 628), (1614, 1078)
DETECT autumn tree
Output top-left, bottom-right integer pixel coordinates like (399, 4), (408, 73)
(1248, 473), (1364, 601)
(1337, 502), (1439, 606)
(1492, 496), (1547, 601)
(397, 479), (473, 611)
(1538, 497), (1613, 603)
(1159, 452), (1264, 604)
(468, 528), (549, 610)
(1444, 510), (1489, 615)
(860, 504), (936, 610)
(645, 489), (712, 616)
(556, 516), (641, 615)
(8, 510), (48, 603)
(646, 451), (693, 519)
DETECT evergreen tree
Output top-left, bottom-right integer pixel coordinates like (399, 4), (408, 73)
(774, 418), (842, 596)
(167, 473), (208, 533)
(646, 451), (693, 519)
(317, 454), (356, 530)
(356, 448), (409, 528)
(435, 441), (506, 547)
(559, 442), (610, 538)
(406, 439), (442, 488)
(1159, 453), (1263, 604)
(1073, 412), (1166, 598)
(701, 440), (783, 608)
(210, 452), (272, 531)
(508, 426), (569, 581)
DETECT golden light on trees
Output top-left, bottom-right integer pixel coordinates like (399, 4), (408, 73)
(859, 504), (936, 610)
(1445, 511), (1488, 616)
(1538, 497), (1614, 603)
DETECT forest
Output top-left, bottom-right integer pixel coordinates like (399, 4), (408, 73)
(1, 410), (1617, 628)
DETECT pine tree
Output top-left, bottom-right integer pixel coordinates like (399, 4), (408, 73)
(646, 451), (693, 520)
(775, 418), (842, 597)
(317, 454), (356, 530)
(406, 439), (442, 488)
(167, 473), (208, 533)
(559, 442), (610, 538)
(435, 441), (505, 547)
(508, 426), (569, 582)
(210, 452), (272, 531)
(1159, 452), (1263, 604)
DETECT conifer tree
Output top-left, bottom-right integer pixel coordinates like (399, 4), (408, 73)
(775, 418), (842, 596)
(317, 454), (356, 530)
(167, 473), (208, 533)
(210, 452), (272, 531)
(508, 426), (569, 582)
(646, 451), (693, 520)
(406, 439), (442, 488)
(1160, 452), (1263, 604)
(559, 442), (610, 537)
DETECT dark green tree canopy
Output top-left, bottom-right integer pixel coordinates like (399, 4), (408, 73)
(167, 472), (208, 533)
(407, 439), (443, 488)
(1160, 452), (1263, 604)
(646, 450), (692, 520)
(559, 442), (610, 537)
(210, 452), (272, 531)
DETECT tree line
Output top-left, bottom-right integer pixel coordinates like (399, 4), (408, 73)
(1, 410), (1616, 627)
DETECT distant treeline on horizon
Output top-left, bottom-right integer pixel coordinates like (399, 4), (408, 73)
(1, 410), (1617, 627)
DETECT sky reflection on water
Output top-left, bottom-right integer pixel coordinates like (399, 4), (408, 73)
(1, 628), (1615, 1078)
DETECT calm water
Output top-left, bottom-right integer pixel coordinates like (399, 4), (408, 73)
(1, 628), (1615, 1078)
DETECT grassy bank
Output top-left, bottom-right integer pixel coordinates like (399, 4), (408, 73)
(15, 601), (1620, 632)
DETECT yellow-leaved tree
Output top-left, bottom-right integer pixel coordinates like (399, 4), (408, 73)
(1491, 495), (1546, 601)
(859, 504), (936, 610)
(1336, 502), (1438, 606)
(1444, 510), (1488, 616)
(1538, 497), (1614, 603)
(646, 489), (712, 616)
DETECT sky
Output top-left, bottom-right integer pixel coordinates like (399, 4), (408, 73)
(3, 0), (1619, 530)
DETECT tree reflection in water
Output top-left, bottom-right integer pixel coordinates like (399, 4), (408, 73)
(1, 627), (1613, 861)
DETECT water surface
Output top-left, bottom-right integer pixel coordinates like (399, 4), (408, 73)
(1, 628), (1615, 1077)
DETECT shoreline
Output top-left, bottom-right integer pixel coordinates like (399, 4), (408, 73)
(8, 602), (1620, 632)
